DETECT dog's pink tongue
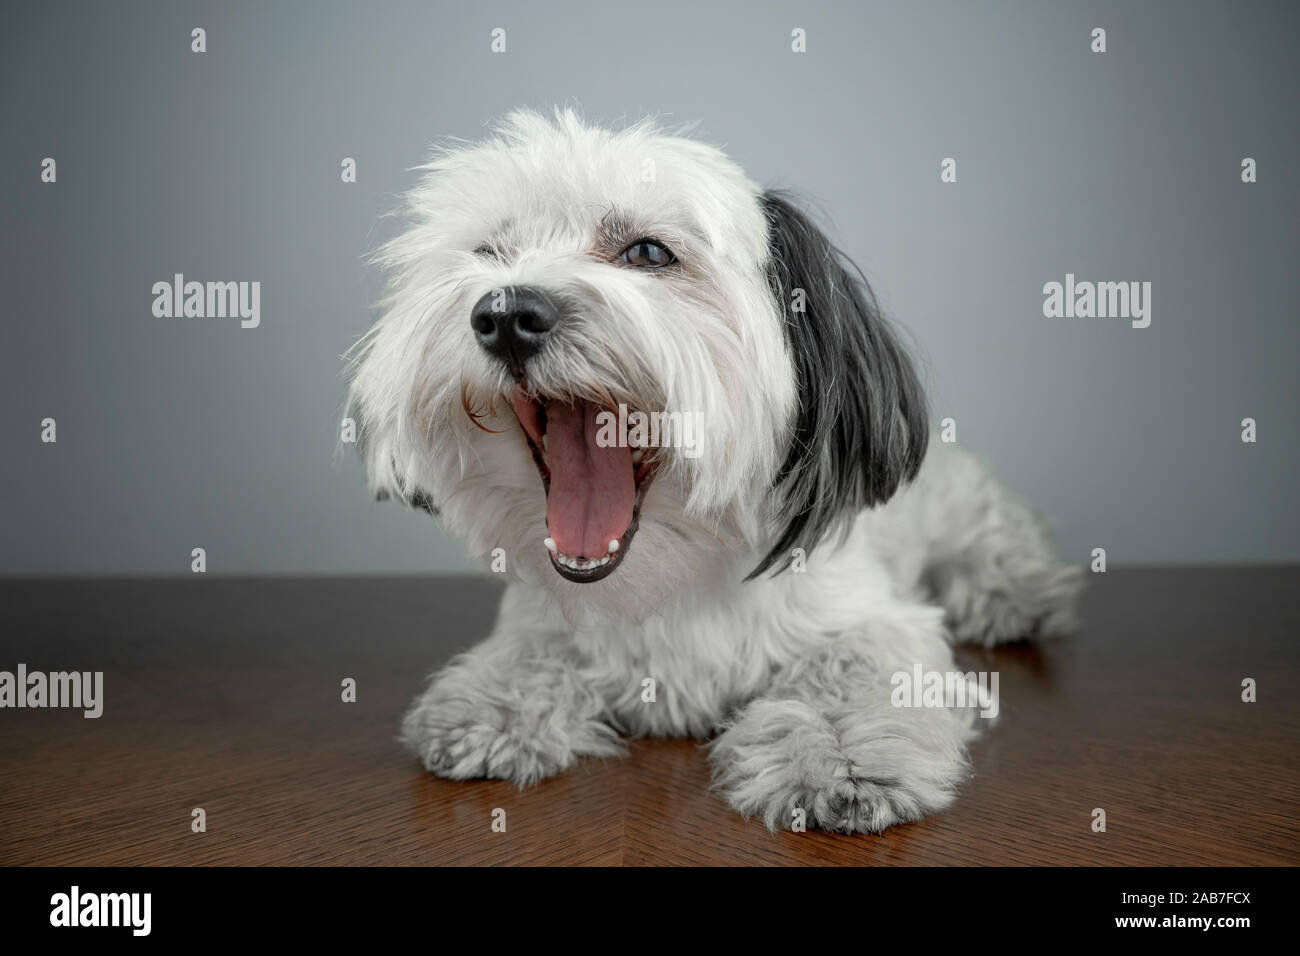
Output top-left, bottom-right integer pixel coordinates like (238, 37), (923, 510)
(545, 401), (633, 558)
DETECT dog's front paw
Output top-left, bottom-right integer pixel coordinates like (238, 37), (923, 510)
(401, 699), (562, 786)
(709, 697), (974, 833)
(400, 664), (622, 787)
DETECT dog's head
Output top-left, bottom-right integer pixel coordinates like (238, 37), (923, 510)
(348, 110), (926, 615)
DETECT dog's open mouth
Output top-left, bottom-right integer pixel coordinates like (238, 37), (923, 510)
(510, 394), (658, 583)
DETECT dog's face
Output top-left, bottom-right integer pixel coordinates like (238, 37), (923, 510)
(349, 111), (927, 618)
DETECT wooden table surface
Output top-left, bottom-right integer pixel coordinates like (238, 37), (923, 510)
(1, 568), (1296, 866)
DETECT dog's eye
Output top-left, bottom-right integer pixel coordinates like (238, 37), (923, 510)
(472, 242), (495, 258)
(618, 239), (676, 269)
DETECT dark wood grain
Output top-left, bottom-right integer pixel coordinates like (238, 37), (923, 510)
(0, 569), (1296, 866)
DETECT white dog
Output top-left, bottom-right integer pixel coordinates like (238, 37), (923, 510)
(347, 110), (1082, 832)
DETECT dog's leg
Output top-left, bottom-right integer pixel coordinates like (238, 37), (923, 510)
(709, 601), (981, 833)
(400, 587), (623, 787)
(902, 444), (1084, 646)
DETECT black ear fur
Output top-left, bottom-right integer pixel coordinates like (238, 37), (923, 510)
(750, 191), (928, 578)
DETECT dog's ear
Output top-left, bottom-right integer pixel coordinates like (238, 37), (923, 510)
(350, 402), (441, 518)
(750, 190), (928, 578)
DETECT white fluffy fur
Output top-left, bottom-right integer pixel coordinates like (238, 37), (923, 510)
(348, 110), (1082, 833)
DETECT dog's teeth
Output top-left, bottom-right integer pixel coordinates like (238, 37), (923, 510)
(550, 543), (620, 573)
(542, 434), (548, 451)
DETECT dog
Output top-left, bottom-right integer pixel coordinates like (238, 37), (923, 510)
(347, 110), (1082, 833)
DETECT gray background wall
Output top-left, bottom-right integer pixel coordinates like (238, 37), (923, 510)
(1, 0), (1296, 575)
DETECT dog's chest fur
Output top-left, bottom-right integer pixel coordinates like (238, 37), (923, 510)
(495, 506), (923, 738)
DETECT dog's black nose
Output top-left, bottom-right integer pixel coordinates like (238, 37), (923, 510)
(470, 286), (561, 371)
